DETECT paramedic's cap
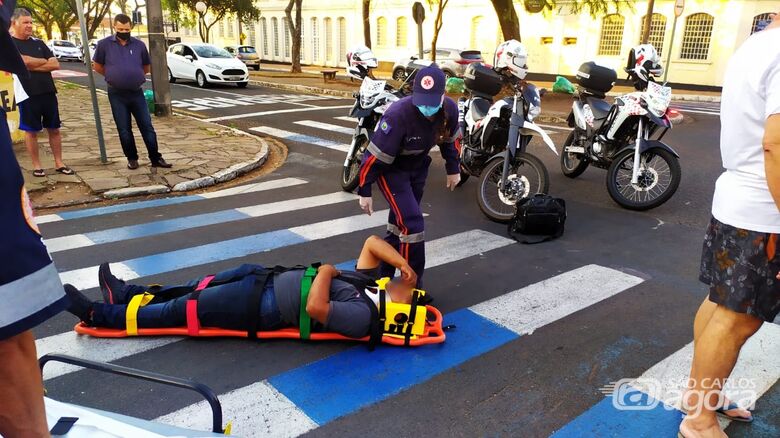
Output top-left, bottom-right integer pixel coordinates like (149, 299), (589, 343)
(412, 65), (446, 107)
(0, 0), (27, 77)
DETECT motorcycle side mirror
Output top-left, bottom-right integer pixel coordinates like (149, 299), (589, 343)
(539, 88), (548, 97)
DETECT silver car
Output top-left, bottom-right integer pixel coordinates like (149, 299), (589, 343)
(392, 48), (483, 80)
(224, 45), (260, 71)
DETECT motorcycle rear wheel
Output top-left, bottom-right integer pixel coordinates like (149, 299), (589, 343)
(477, 153), (549, 223)
(341, 137), (368, 192)
(560, 131), (589, 178)
(606, 148), (681, 210)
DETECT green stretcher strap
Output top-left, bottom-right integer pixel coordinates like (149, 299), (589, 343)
(299, 266), (318, 340)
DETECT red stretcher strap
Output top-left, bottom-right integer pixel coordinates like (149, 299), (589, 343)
(186, 275), (215, 336)
(74, 306), (446, 347)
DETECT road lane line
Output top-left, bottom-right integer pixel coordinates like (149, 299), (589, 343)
(551, 323), (779, 437)
(44, 192), (356, 253)
(294, 120), (354, 135)
(35, 178), (308, 224)
(250, 127), (350, 152)
(334, 116), (355, 123)
(203, 105), (353, 122)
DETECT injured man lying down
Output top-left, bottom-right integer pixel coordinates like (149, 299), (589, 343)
(63, 236), (419, 339)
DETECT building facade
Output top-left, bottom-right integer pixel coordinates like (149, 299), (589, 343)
(180, 0), (780, 87)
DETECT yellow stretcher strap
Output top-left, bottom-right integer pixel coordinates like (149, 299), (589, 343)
(126, 293), (155, 336)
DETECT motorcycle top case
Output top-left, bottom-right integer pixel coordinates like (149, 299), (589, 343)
(575, 62), (617, 97)
(463, 63), (503, 99)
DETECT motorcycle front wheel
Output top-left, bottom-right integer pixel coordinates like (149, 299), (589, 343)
(606, 148), (681, 210)
(341, 137), (368, 192)
(560, 131), (589, 178)
(477, 152), (549, 223)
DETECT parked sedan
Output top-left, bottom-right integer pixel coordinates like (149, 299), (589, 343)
(224, 45), (260, 70)
(48, 40), (83, 62)
(392, 48), (483, 80)
(166, 43), (249, 88)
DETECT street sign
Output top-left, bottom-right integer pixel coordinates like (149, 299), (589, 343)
(412, 2), (425, 25)
(674, 0), (685, 17)
(525, 0), (545, 13)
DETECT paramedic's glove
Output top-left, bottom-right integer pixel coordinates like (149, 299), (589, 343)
(359, 196), (373, 215)
(446, 173), (461, 191)
(399, 263), (417, 286)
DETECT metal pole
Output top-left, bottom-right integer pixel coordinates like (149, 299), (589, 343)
(663, 14), (678, 84)
(417, 23), (423, 59)
(146, 0), (172, 116)
(75, 0), (107, 163)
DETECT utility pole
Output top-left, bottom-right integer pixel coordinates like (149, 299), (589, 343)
(641, 0), (655, 44)
(146, 0), (172, 116)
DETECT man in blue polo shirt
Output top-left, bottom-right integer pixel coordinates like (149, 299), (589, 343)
(92, 13), (171, 170)
(0, 0), (68, 435)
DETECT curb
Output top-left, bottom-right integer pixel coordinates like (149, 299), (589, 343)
(249, 79), (354, 99)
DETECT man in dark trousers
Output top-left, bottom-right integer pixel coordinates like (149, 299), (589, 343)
(92, 13), (172, 170)
(0, 0), (69, 435)
(10, 8), (73, 178)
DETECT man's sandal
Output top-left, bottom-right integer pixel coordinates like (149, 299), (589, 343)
(32, 169), (45, 177)
(55, 166), (74, 175)
(716, 402), (753, 422)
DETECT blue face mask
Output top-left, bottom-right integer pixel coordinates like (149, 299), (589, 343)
(416, 104), (442, 117)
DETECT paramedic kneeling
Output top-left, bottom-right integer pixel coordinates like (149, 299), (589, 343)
(62, 236), (416, 338)
(357, 65), (461, 289)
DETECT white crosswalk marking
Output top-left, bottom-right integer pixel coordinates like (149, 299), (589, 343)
(250, 126), (350, 152)
(334, 116), (356, 123)
(295, 120), (355, 135)
(204, 105), (353, 122)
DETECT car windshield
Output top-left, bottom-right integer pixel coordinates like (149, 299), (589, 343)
(192, 45), (232, 58)
(54, 41), (76, 47)
(238, 46), (256, 53)
(460, 50), (482, 60)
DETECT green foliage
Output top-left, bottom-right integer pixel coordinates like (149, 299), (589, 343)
(18, 0), (78, 40)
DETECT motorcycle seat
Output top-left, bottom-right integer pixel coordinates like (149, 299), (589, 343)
(585, 97), (612, 120)
(469, 98), (492, 122)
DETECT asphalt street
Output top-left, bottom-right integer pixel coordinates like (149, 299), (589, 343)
(35, 63), (779, 438)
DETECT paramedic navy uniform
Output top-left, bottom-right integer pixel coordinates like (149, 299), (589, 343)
(0, 108), (67, 340)
(357, 75), (460, 287)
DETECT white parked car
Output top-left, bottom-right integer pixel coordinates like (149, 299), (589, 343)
(48, 40), (83, 62)
(167, 43), (249, 88)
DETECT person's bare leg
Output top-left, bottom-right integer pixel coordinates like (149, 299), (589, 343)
(47, 128), (65, 169)
(0, 331), (49, 437)
(687, 298), (752, 420)
(680, 305), (763, 438)
(24, 131), (42, 170)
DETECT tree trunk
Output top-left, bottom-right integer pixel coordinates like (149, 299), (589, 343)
(43, 23), (54, 40)
(285, 0), (302, 73)
(198, 14), (207, 42)
(641, 0), (655, 44)
(490, 0), (521, 42)
(430, 0), (448, 63)
(362, 0), (371, 48)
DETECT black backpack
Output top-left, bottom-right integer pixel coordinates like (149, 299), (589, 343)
(507, 194), (566, 244)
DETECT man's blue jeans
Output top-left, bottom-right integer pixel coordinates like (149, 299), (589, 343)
(106, 87), (161, 162)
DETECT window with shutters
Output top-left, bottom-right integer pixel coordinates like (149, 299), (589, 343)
(338, 17), (346, 63)
(311, 18), (320, 62)
(598, 14), (624, 56)
(396, 17), (407, 47)
(751, 13), (773, 34)
(272, 17), (280, 57)
(325, 18), (333, 61)
(283, 18), (291, 58)
(261, 18), (268, 56)
(218, 20), (225, 38)
(638, 13), (667, 56)
(680, 13), (713, 60)
(376, 16), (387, 47)
(470, 16), (483, 49)
(227, 19), (234, 38)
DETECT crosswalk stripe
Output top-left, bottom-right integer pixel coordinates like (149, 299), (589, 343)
(40, 229), (510, 383)
(551, 324), (780, 437)
(155, 264), (642, 435)
(676, 109), (720, 116)
(58, 211), (390, 291)
(44, 192), (356, 253)
(250, 126), (350, 152)
(295, 120), (355, 135)
(35, 178), (308, 224)
(334, 116), (356, 123)
(534, 123), (568, 132)
(203, 105), (354, 122)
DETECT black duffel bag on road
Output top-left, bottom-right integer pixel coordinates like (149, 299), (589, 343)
(507, 194), (566, 244)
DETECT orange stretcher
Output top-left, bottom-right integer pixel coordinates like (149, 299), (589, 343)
(73, 305), (446, 347)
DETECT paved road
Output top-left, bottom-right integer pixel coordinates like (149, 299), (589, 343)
(37, 65), (779, 437)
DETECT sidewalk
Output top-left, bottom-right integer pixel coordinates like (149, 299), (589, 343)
(17, 83), (271, 208)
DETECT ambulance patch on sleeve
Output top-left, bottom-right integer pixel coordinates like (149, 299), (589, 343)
(380, 119), (391, 133)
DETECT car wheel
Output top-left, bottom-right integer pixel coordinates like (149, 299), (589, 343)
(167, 68), (176, 83)
(196, 70), (208, 88)
(237, 81), (248, 88)
(392, 68), (407, 81)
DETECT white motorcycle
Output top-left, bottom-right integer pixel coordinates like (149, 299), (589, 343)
(562, 61), (681, 210)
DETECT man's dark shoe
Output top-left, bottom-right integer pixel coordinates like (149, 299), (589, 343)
(99, 262), (126, 304)
(64, 284), (94, 323)
(127, 159), (139, 170)
(151, 157), (173, 168)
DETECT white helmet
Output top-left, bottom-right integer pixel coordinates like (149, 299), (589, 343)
(493, 40), (529, 80)
(628, 44), (663, 83)
(346, 45), (378, 79)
